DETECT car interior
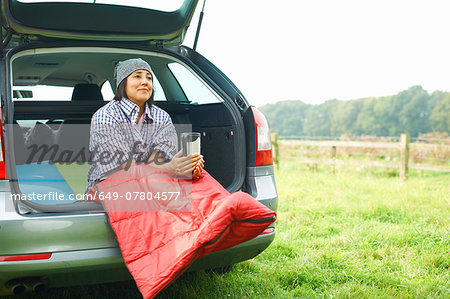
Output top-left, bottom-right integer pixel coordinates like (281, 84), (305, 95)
(10, 49), (237, 207)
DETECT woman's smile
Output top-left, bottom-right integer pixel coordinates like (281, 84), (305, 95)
(125, 69), (153, 108)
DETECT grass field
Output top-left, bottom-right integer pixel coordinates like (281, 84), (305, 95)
(11, 162), (449, 298)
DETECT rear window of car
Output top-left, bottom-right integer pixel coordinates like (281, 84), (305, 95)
(168, 62), (221, 105)
(100, 77), (167, 102)
(13, 76), (167, 101)
(12, 85), (73, 101)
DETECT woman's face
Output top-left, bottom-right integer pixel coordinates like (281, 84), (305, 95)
(125, 69), (153, 107)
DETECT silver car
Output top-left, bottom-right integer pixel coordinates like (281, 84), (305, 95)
(0, 0), (277, 295)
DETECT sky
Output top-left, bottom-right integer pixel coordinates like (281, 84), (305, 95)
(182, 0), (450, 106)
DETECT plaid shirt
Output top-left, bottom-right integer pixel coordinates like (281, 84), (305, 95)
(87, 98), (178, 189)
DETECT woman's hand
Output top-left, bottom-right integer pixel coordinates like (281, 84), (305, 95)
(166, 150), (204, 178)
(192, 155), (205, 180)
(146, 150), (205, 179)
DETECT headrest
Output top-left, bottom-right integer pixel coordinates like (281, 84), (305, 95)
(71, 83), (104, 102)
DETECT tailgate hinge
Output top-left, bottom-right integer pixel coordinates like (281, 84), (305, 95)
(1, 28), (14, 57)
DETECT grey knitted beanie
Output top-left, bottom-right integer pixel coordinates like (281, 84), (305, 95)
(114, 58), (153, 89)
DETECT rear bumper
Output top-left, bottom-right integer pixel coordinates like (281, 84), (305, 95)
(0, 229), (275, 295)
(0, 248), (130, 295)
(189, 228), (275, 271)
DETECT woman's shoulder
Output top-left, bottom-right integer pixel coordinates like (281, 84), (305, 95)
(91, 101), (121, 125)
(151, 104), (172, 124)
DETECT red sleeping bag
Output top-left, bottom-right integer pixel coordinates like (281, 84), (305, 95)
(88, 164), (276, 298)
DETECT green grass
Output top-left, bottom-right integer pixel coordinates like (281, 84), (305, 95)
(266, 162), (449, 298)
(11, 162), (449, 298)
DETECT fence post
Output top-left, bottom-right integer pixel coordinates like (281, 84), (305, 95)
(331, 146), (337, 158)
(400, 134), (410, 180)
(271, 133), (279, 169)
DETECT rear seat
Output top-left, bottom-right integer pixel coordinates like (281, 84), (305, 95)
(54, 84), (104, 163)
(70, 83), (104, 103)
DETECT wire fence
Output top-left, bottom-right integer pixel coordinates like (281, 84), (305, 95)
(280, 135), (450, 144)
(272, 134), (450, 177)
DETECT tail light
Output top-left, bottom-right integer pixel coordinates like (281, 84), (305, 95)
(251, 107), (273, 166)
(0, 108), (6, 179)
(0, 253), (52, 262)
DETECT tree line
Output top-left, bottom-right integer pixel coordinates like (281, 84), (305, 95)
(258, 85), (449, 138)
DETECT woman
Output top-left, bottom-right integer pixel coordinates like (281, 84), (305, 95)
(86, 58), (276, 299)
(87, 58), (204, 189)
